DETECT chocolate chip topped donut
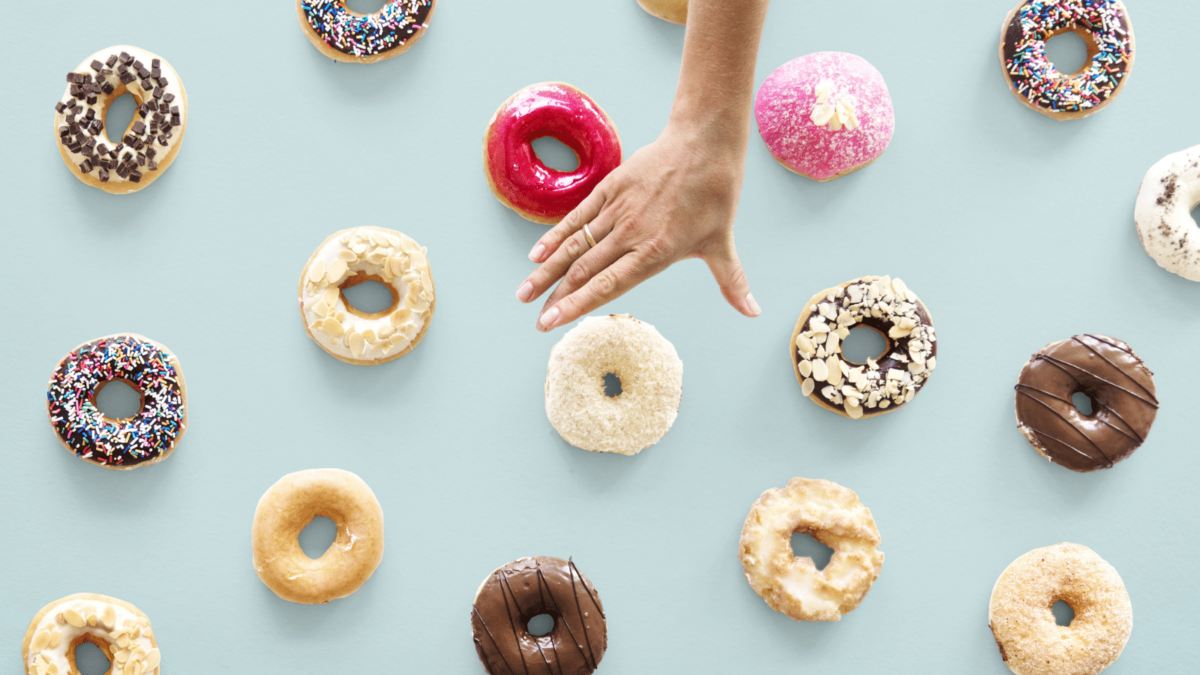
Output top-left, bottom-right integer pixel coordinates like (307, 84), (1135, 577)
(1015, 335), (1157, 472)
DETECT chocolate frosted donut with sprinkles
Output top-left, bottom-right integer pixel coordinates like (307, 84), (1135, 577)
(999, 0), (1135, 120)
(297, 0), (435, 63)
(46, 334), (187, 470)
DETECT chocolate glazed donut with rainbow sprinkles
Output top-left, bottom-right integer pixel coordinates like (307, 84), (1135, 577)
(999, 0), (1135, 120)
(46, 334), (187, 470)
(297, 0), (435, 63)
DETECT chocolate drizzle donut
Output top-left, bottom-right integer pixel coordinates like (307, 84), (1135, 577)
(1015, 334), (1157, 472)
(471, 557), (606, 675)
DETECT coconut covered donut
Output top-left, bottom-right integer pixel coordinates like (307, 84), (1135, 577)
(299, 226), (435, 365)
(989, 543), (1132, 675)
(54, 46), (187, 193)
(297, 0), (435, 63)
(23, 593), (160, 675)
(636, 0), (688, 24)
(739, 478), (884, 622)
(1134, 144), (1200, 281)
(545, 315), (683, 455)
(791, 276), (936, 419)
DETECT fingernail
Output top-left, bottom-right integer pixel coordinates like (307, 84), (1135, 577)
(745, 293), (761, 317)
(516, 281), (534, 302)
(528, 243), (546, 262)
(538, 306), (561, 331)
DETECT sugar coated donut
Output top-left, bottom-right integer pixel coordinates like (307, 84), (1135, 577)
(299, 226), (435, 365)
(1000, 0), (1134, 120)
(989, 543), (1132, 675)
(297, 0), (435, 63)
(1015, 334), (1157, 472)
(754, 52), (894, 182)
(739, 478), (883, 622)
(471, 557), (606, 675)
(1135, 144), (1200, 281)
(791, 276), (936, 419)
(484, 82), (622, 225)
(23, 593), (160, 675)
(636, 0), (687, 24)
(54, 46), (187, 194)
(46, 334), (186, 470)
(252, 469), (384, 604)
(545, 315), (682, 455)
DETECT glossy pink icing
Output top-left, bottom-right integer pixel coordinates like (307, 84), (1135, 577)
(754, 52), (894, 182)
(485, 83), (622, 223)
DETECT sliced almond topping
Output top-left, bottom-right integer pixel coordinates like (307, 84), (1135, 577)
(321, 318), (345, 338)
(348, 332), (366, 358)
(114, 649), (130, 663)
(801, 378), (815, 397)
(825, 356), (843, 386)
(409, 250), (427, 271)
(322, 287), (340, 307)
(143, 649), (161, 670)
(388, 257), (405, 277)
(390, 308), (412, 326)
(64, 609), (85, 628)
(123, 659), (137, 675)
(325, 259), (348, 284)
(795, 333), (815, 357)
(46, 662), (59, 675)
(336, 249), (356, 262)
(100, 605), (116, 630)
(812, 357), (829, 382)
(117, 634), (131, 649)
(845, 401), (864, 419)
(31, 630), (51, 652)
(810, 103), (835, 127)
(362, 329), (377, 344)
(55, 614), (65, 625)
(825, 332), (841, 354)
(377, 325), (395, 339)
(798, 360), (812, 378)
(36, 663), (47, 675)
(311, 300), (330, 318)
(306, 259), (325, 284)
(48, 629), (61, 649)
(927, 356), (937, 371)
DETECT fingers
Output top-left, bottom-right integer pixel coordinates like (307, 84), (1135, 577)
(528, 180), (610, 263)
(517, 212), (617, 303)
(705, 244), (761, 317)
(536, 253), (662, 332)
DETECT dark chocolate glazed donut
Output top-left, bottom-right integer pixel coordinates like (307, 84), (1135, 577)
(471, 557), (606, 675)
(1014, 334), (1157, 472)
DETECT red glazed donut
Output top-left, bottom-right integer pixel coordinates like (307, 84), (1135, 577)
(483, 82), (621, 225)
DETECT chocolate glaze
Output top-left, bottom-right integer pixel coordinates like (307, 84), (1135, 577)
(471, 557), (606, 675)
(1015, 334), (1157, 472)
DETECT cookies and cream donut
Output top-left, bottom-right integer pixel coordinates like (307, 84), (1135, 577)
(739, 478), (884, 623)
(636, 0), (687, 24)
(54, 47), (187, 194)
(297, 0), (435, 63)
(545, 315), (682, 455)
(484, 83), (622, 225)
(23, 593), (160, 675)
(791, 276), (936, 419)
(989, 543), (1132, 675)
(252, 469), (385, 604)
(1134, 144), (1200, 281)
(299, 226), (435, 365)
(46, 334), (186, 470)
(1015, 334), (1157, 472)
(754, 52), (894, 182)
(1000, 0), (1135, 120)
(471, 557), (606, 675)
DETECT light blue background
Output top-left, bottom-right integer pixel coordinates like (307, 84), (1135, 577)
(3, 0), (1198, 672)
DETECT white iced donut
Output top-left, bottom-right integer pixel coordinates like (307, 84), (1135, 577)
(23, 594), (160, 675)
(1134, 144), (1200, 281)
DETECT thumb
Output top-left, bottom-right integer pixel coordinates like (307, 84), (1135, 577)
(705, 244), (760, 317)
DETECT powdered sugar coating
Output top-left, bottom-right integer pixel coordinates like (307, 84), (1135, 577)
(754, 52), (894, 182)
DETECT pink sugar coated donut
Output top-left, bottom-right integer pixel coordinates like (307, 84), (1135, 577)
(754, 52), (894, 182)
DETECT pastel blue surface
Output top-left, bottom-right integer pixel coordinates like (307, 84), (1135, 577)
(3, 0), (1198, 672)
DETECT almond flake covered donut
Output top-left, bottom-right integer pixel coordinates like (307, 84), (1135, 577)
(1135, 144), (1200, 281)
(739, 478), (884, 622)
(23, 593), (160, 675)
(299, 226), (435, 365)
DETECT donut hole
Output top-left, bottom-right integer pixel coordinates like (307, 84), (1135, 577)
(790, 531), (834, 571)
(102, 90), (138, 148)
(340, 273), (398, 319)
(71, 638), (111, 675)
(93, 379), (143, 422)
(526, 613), (555, 637)
(298, 516), (338, 559)
(602, 372), (623, 398)
(1071, 391), (1095, 416)
(1044, 29), (1097, 78)
(1052, 600), (1075, 627)
(841, 326), (889, 365)
(344, 0), (388, 13)
(532, 136), (580, 172)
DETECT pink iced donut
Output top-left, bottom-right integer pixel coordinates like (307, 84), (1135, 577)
(754, 52), (894, 182)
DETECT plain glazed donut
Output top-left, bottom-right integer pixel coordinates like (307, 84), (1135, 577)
(989, 543), (1132, 675)
(739, 478), (884, 622)
(545, 315), (683, 455)
(23, 593), (160, 675)
(54, 46), (187, 193)
(1134, 144), (1200, 281)
(251, 469), (385, 604)
(791, 276), (936, 419)
(46, 334), (187, 470)
(471, 557), (607, 675)
(484, 83), (622, 225)
(1000, 0), (1135, 120)
(299, 226), (435, 365)
(636, 0), (687, 25)
(297, 0), (435, 63)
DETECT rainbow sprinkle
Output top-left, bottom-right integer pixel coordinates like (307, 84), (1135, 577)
(301, 0), (433, 58)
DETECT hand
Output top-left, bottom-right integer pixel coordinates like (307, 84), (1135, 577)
(514, 120), (761, 332)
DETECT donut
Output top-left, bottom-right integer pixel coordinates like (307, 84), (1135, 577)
(999, 0), (1135, 120)
(790, 276), (936, 419)
(471, 557), (606, 675)
(54, 46), (187, 194)
(298, 226), (435, 365)
(739, 478), (884, 623)
(46, 334), (186, 470)
(1015, 334), (1157, 472)
(1134, 144), (1200, 281)
(296, 0), (435, 63)
(636, 0), (687, 24)
(545, 315), (682, 455)
(754, 52), (894, 182)
(989, 543), (1132, 675)
(484, 83), (622, 225)
(23, 593), (160, 675)
(251, 469), (384, 604)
